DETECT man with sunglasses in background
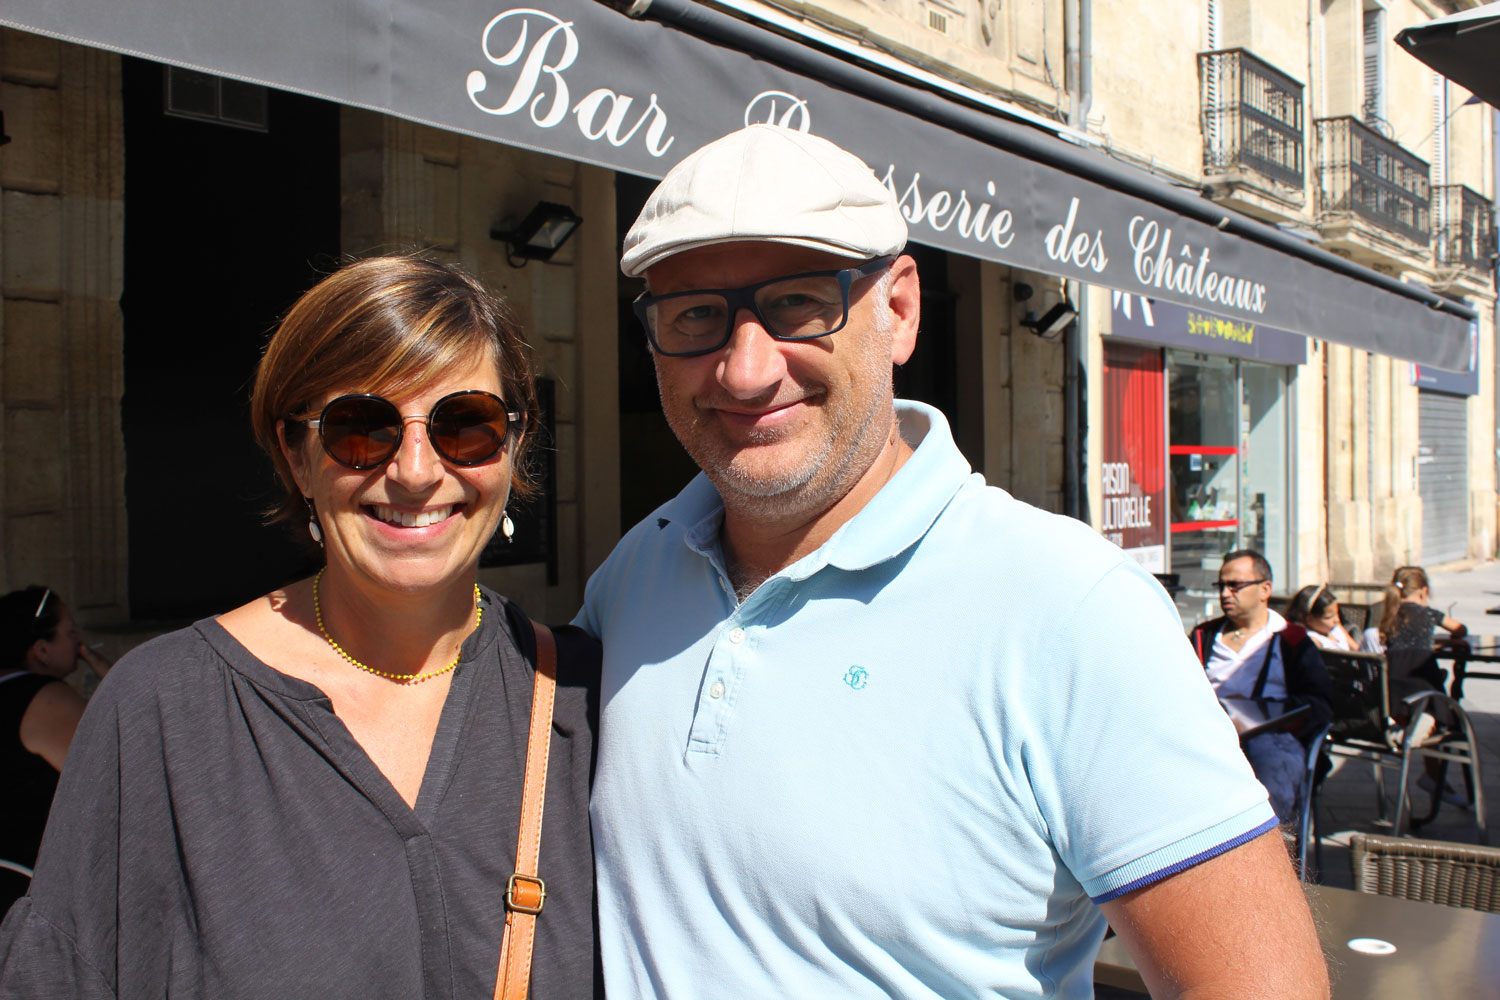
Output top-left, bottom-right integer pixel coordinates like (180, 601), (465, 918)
(576, 125), (1328, 998)
(1190, 549), (1333, 826)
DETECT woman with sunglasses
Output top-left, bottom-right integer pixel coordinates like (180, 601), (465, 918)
(0, 585), (112, 913)
(0, 258), (600, 999)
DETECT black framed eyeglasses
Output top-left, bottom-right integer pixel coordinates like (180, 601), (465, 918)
(1215, 578), (1268, 594)
(633, 255), (896, 358)
(288, 390), (520, 471)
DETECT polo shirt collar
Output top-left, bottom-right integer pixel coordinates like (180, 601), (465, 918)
(675, 399), (973, 580)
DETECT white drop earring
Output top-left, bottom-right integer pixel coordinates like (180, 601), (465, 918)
(306, 499), (323, 545)
(500, 510), (515, 543)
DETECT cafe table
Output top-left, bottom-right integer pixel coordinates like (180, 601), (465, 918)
(1439, 640), (1500, 700)
(1094, 883), (1500, 998)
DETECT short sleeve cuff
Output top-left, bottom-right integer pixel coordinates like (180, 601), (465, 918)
(1084, 803), (1278, 903)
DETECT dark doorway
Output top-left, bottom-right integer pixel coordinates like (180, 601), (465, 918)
(616, 172), (699, 532)
(121, 58), (339, 620)
(893, 242), (958, 432)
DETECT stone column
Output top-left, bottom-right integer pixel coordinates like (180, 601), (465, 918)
(0, 30), (127, 622)
(1326, 342), (1373, 580)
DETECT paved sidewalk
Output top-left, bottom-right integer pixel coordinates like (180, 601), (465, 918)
(1309, 560), (1500, 888)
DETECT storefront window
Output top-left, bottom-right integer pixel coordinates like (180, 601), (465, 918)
(1169, 355), (1239, 620)
(1167, 352), (1290, 623)
(1240, 363), (1289, 589)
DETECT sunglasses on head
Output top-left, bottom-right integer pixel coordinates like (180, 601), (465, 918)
(290, 390), (520, 471)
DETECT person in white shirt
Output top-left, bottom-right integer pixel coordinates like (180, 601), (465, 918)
(1189, 551), (1334, 822)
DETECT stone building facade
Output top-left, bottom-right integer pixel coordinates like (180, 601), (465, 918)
(715, 0), (1498, 613)
(0, 0), (1494, 631)
(0, 31), (127, 623)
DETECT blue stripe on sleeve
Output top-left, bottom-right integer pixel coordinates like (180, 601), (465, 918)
(1086, 807), (1279, 904)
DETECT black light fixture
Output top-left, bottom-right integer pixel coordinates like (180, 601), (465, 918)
(490, 201), (582, 266)
(1013, 281), (1076, 338)
(1022, 301), (1079, 339)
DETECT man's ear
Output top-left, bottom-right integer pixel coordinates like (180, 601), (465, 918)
(276, 421), (314, 497)
(886, 254), (921, 366)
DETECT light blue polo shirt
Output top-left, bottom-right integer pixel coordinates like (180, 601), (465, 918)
(577, 401), (1274, 999)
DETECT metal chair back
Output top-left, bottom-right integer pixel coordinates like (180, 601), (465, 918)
(1320, 649), (1391, 744)
(1317, 648), (1488, 844)
(1338, 602), (1373, 634)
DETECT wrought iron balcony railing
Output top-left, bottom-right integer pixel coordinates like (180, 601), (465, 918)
(1199, 49), (1305, 189)
(1315, 116), (1430, 244)
(1433, 184), (1496, 275)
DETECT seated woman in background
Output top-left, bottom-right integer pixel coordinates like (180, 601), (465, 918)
(1375, 565), (1466, 687)
(1375, 565), (1469, 803)
(1368, 566), (1470, 659)
(0, 586), (112, 913)
(1285, 584), (1358, 651)
(0, 257), (601, 998)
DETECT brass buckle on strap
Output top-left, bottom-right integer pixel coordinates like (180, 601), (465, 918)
(506, 873), (547, 915)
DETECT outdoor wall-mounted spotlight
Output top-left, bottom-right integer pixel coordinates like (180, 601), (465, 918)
(1021, 300), (1078, 339)
(490, 202), (581, 267)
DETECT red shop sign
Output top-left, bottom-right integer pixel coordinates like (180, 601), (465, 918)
(1101, 342), (1167, 570)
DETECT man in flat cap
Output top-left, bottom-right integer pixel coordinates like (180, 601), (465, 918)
(576, 125), (1327, 999)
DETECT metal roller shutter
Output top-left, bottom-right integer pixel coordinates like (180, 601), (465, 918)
(1418, 389), (1469, 564)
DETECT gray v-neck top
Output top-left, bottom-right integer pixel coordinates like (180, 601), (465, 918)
(0, 589), (601, 1000)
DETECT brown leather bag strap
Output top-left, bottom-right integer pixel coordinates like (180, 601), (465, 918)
(494, 620), (558, 1000)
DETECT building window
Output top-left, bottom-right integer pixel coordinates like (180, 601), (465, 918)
(164, 66), (269, 132)
(1362, 3), (1388, 132)
(1167, 353), (1291, 622)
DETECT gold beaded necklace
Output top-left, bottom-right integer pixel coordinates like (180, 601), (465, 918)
(312, 568), (481, 684)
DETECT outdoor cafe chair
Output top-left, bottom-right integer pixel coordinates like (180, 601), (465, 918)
(0, 859), (31, 879)
(1295, 721), (1333, 881)
(1349, 832), (1500, 913)
(0, 858), (32, 910)
(1327, 581), (1384, 633)
(1318, 649), (1487, 846)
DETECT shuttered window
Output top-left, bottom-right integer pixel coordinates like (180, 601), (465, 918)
(1362, 5), (1384, 125)
(1205, 0), (1221, 152)
(1418, 389), (1469, 565)
(1431, 74), (1448, 188)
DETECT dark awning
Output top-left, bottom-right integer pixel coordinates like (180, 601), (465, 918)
(2, 0), (1475, 369)
(1397, 2), (1500, 110)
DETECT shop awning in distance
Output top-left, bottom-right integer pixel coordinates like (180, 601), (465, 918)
(5, 0), (1475, 370)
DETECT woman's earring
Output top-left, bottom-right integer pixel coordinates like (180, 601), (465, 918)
(306, 499), (323, 546)
(500, 510), (515, 544)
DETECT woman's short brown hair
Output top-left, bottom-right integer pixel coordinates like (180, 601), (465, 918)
(251, 256), (540, 526)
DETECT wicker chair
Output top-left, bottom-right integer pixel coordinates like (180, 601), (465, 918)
(1349, 832), (1500, 913)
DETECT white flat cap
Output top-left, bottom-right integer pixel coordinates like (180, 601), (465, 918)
(621, 124), (907, 277)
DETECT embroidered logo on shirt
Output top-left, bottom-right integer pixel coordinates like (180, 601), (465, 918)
(843, 666), (869, 690)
